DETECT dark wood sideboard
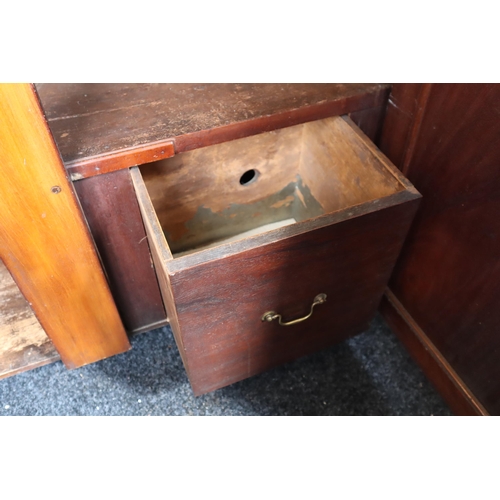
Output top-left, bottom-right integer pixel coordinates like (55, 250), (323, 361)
(0, 84), (498, 413)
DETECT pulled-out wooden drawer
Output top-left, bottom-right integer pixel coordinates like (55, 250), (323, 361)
(131, 116), (421, 395)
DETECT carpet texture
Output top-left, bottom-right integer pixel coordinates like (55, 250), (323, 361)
(0, 314), (452, 416)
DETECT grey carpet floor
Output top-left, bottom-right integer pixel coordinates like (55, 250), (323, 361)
(0, 314), (452, 416)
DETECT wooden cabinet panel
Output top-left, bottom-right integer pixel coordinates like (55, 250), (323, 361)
(74, 170), (167, 333)
(0, 84), (130, 368)
(380, 83), (500, 415)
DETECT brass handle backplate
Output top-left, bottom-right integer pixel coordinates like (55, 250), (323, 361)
(261, 293), (327, 326)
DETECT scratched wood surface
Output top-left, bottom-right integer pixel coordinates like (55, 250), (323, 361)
(380, 83), (500, 415)
(348, 105), (386, 144)
(143, 194), (420, 396)
(380, 290), (488, 416)
(35, 83), (390, 179)
(132, 117), (421, 395)
(73, 169), (167, 332)
(0, 260), (60, 379)
(139, 116), (404, 255)
(0, 84), (130, 369)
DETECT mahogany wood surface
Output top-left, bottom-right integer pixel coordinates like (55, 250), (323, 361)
(129, 168), (189, 370)
(139, 116), (404, 255)
(73, 169), (166, 332)
(378, 84), (428, 169)
(0, 260), (60, 379)
(0, 84), (130, 368)
(380, 290), (487, 416)
(168, 200), (420, 395)
(380, 83), (500, 415)
(348, 105), (386, 144)
(35, 84), (390, 180)
(132, 116), (421, 395)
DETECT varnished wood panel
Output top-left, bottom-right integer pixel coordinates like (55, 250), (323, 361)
(348, 105), (386, 144)
(139, 116), (404, 254)
(36, 83), (390, 179)
(380, 290), (487, 416)
(378, 84), (427, 169)
(0, 260), (60, 379)
(132, 116), (421, 395)
(169, 200), (420, 395)
(129, 168), (189, 369)
(0, 84), (130, 368)
(73, 169), (166, 332)
(380, 83), (500, 415)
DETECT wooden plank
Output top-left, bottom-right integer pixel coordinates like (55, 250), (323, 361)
(380, 290), (488, 416)
(380, 83), (500, 415)
(73, 169), (167, 332)
(130, 167), (189, 370)
(0, 260), (60, 379)
(35, 83), (391, 180)
(68, 141), (175, 181)
(0, 84), (130, 369)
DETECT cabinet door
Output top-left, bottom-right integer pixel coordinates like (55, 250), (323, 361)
(380, 83), (499, 416)
(0, 84), (129, 369)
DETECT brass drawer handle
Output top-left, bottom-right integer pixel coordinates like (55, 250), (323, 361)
(261, 293), (327, 326)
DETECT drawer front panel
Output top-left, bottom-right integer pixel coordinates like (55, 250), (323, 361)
(169, 201), (419, 395)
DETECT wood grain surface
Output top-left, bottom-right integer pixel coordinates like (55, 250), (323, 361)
(169, 200), (420, 395)
(0, 260), (60, 379)
(35, 83), (390, 179)
(73, 169), (166, 332)
(132, 117), (421, 395)
(380, 290), (488, 416)
(130, 168), (189, 369)
(139, 116), (403, 254)
(348, 105), (387, 144)
(380, 83), (500, 415)
(378, 84), (426, 168)
(0, 84), (130, 369)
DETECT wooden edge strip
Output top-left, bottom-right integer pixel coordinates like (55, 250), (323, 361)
(0, 315), (171, 379)
(65, 88), (388, 180)
(129, 167), (191, 376)
(173, 90), (389, 153)
(342, 115), (422, 195)
(400, 83), (433, 176)
(380, 288), (489, 416)
(0, 353), (61, 381)
(129, 318), (170, 336)
(129, 167), (173, 261)
(67, 141), (175, 181)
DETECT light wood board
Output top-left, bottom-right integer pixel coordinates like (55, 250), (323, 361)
(0, 260), (60, 380)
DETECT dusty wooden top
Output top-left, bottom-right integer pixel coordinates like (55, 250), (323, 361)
(36, 84), (390, 179)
